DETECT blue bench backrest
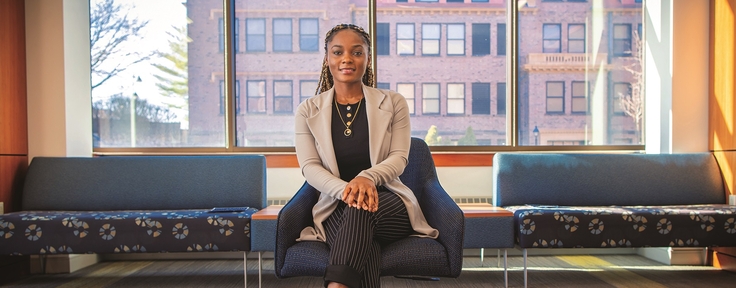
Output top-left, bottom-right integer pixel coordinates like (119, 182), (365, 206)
(22, 156), (267, 211)
(493, 153), (725, 207)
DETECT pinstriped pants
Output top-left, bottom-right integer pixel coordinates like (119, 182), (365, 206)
(323, 189), (413, 288)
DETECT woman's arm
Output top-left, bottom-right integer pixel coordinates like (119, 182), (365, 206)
(294, 101), (347, 200)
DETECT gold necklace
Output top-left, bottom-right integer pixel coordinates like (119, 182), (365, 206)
(334, 98), (362, 138)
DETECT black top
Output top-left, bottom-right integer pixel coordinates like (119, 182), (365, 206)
(331, 98), (371, 181)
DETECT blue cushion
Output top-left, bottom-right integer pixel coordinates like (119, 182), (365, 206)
(0, 209), (258, 255)
(507, 204), (736, 248)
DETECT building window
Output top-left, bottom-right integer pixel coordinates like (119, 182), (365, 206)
(235, 18), (241, 53)
(543, 24), (561, 53)
(546, 81), (565, 113)
(613, 24), (631, 56)
(273, 80), (292, 113)
(422, 83), (440, 114)
(397, 23), (415, 55)
(422, 24), (440, 56)
(471, 83), (490, 115)
(247, 80), (266, 113)
(246, 19), (266, 52)
(447, 83), (465, 114)
(299, 18), (319, 52)
(637, 23), (642, 41)
(397, 83), (415, 114)
(218, 18), (224, 52)
(472, 23), (490, 56)
(220, 80), (241, 115)
(300, 80), (317, 103)
(613, 82), (631, 114)
(447, 0), (465, 2)
(497, 82), (506, 115)
(568, 24), (585, 53)
(447, 24), (465, 55)
(497, 23), (506, 55)
(571, 81), (587, 113)
(273, 18), (292, 52)
(377, 23), (390, 55)
(377, 82), (390, 90)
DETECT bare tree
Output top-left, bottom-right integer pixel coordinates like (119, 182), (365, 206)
(618, 30), (644, 139)
(152, 26), (189, 111)
(90, 0), (153, 90)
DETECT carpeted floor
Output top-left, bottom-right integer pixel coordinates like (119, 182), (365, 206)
(5, 254), (736, 287)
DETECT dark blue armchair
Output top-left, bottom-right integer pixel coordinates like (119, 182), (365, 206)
(274, 137), (464, 282)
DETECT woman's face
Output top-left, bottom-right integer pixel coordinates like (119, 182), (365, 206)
(326, 29), (369, 86)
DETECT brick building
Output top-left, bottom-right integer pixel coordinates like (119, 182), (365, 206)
(186, 0), (642, 147)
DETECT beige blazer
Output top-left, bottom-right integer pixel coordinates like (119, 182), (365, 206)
(294, 84), (439, 242)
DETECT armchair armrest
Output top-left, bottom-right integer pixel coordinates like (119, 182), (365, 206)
(274, 182), (319, 278)
(418, 179), (465, 277)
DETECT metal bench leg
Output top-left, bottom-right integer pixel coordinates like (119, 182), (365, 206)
(243, 252), (247, 288)
(258, 251), (262, 288)
(40, 254), (47, 274)
(504, 249), (508, 288)
(480, 248), (484, 266)
(523, 249), (528, 288)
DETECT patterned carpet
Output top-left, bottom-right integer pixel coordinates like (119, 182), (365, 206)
(6, 254), (736, 287)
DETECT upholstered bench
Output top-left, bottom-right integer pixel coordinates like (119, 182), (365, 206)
(0, 156), (267, 284)
(493, 153), (734, 287)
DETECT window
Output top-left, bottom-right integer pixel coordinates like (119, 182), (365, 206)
(300, 80), (317, 103)
(546, 81), (564, 113)
(497, 23), (506, 55)
(613, 82), (631, 114)
(447, 83), (465, 114)
(273, 80), (292, 113)
(247, 80), (266, 113)
(246, 19), (266, 52)
(471, 83), (490, 115)
(613, 24), (631, 56)
(571, 81), (587, 113)
(447, 24), (465, 55)
(377, 82), (390, 89)
(273, 19), (292, 52)
(397, 83), (415, 114)
(472, 23), (490, 56)
(543, 24), (561, 53)
(397, 23), (415, 55)
(637, 23), (642, 41)
(299, 18), (319, 52)
(218, 18), (224, 52)
(220, 80), (241, 115)
(568, 24), (585, 53)
(377, 23), (390, 55)
(497, 82), (506, 115)
(447, 0), (465, 2)
(235, 18), (240, 53)
(422, 83), (440, 114)
(422, 24), (440, 55)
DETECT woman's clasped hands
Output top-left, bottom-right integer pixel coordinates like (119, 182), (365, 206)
(342, 176), (379, 212)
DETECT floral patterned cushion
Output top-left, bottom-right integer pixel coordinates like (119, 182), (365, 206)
(0, 208), (258, 256)
(506, 204), (736, 248)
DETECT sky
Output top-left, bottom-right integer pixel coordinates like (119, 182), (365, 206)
(91, 0), (189, 124)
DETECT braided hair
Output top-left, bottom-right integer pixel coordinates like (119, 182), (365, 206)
(315, 24), (376, 95)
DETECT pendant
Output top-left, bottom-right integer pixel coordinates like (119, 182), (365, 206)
(346, 121), (352, 126)
(344, 128), (352, 138)
(347, 106), (351, 111)
(346, 113), (352, 118)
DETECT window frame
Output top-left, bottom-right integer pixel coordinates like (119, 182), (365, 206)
(397, 83), (416, 115)
(246, 79), (267, 114)
(471, 82), (491, 115)
(472, 23), (491, 56)
(422, 83), (441, 115)
(447, 83), (465, 115)
(447, 23), (465, 56)
(568, 23), (585, 53)
(422, 23), (441, 56)
(299, 18), (319, 52)
(272, 18), (293, 52)
(246, 18), (266, 52)
(571, 81), (588, 114)
(397, 23), (416, 56)
(613, 23), (632, 57)
(543, 23), (562, 53)
(545, 81), (565, 114)
(273, 80), (293, 114)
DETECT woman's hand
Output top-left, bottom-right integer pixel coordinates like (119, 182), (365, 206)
(342, 176), (378, 212)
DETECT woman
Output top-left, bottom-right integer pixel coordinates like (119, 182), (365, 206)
(294, 24), (438, 288)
